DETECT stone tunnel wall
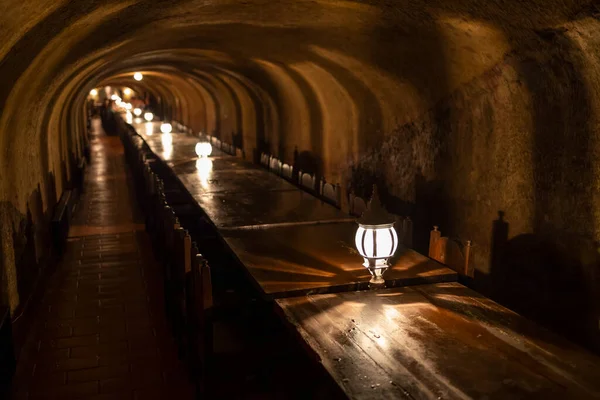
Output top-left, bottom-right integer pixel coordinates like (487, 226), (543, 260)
(347, 18), (600, 352)
(0, 0), (598, 353)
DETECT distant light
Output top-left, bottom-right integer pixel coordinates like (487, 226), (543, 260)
(123, 103), (132, 110)
(124, 88), (132, 96)
(110, 94), (120, 101)
(160, 123), (172, 134)
(134, 118), (143, 124)
(144, 112), (154, 122)
(134, 72), (143, 81)
(90, 89), (98, 96)
(195, 142), (212, 158)
(133, 108), (142, 116)
(125, 111), (133, 124)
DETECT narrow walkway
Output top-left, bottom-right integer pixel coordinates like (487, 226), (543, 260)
(11, 120), (194, 400)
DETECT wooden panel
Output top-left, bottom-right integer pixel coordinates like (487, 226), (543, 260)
(429, 227), (472, 276)
(276, 283), (600, 400)
(222, 222), (457, 299)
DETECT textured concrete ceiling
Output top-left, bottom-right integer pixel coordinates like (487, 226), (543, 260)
(0, 0), (592, 212)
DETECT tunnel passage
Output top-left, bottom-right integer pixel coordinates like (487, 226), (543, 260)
(1, 0), (600, 354)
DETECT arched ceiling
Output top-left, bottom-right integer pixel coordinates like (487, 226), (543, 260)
(0, 0), (598, 242)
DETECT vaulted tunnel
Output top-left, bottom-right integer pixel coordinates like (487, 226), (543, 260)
(2, 0), (600, 361)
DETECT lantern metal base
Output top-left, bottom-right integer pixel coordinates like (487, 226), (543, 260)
(363, 258), (388, 290)
(368, 275), (386, 290)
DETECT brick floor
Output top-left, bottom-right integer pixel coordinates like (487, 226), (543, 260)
(11, 120), (194, 399)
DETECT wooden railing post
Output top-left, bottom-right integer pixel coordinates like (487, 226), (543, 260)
(464, 240), (473, 277)
(429, 226), (441, 259)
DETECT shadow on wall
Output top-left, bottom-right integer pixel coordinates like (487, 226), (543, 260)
(484, 28), (599, 354)
(232, 130), (243, 150)
(293, 148), (322, 181)
(12, 172), (58, 312)
(478, 211), (600, 355)
(413, 175), (451, 255)
(346, 24), (600, 354)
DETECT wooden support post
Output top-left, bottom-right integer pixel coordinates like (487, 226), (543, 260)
(464, 240), (473, 277)
(429, 226), (441, 259)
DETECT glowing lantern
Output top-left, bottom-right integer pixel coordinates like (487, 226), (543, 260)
(90, 89), (98, 96)
(133, 72), (143, 81)
(110, 94), (120, 101)
(195, 142), (212, 158)
(133, 108), (142, 116)
(124, 88), (132, 96)
(354, 185), (398, 287)
(144, 112), (154, 122)
(160, 123), (172, 134)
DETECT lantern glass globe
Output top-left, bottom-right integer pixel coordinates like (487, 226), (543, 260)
(354, 185), (398, 286)
(195, 142), (213, 158)
(354, 225), (398, 265)
(133, 108), (142, 116)
(144, 112), (153, 122)
(133, 72), (143, 81)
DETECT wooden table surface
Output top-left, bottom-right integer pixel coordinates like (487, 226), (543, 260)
(177, 168), (298, 195)
(192, 190), (354, 229)
(167, 157), (259, 174)
(134, 121), (228, 160)
(222, 222), (457, 299)
(276, 282), (600, 399)
(133, 123), (457, 298)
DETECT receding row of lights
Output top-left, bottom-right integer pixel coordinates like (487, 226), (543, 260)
(152, 119), (395, 281)
(89, 72), (143, 97)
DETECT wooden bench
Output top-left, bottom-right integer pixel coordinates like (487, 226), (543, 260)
(186, 246), (213, 393)
(429, 226), (473, 277)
